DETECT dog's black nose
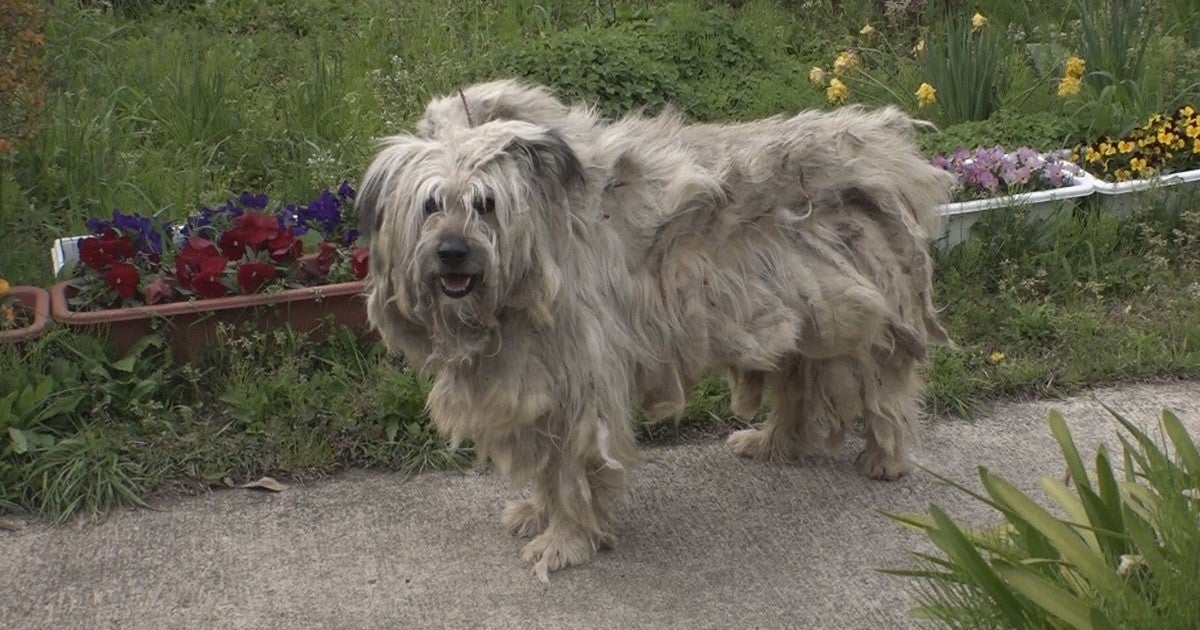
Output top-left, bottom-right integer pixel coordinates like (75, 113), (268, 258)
(437, 239), (470, 266)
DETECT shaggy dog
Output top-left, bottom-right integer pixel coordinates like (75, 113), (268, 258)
(358, 81), (953, 579)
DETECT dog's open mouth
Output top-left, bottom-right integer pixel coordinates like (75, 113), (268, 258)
(439, 274), (477, 298)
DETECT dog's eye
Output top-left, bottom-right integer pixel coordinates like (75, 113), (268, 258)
(423, 198), (440, 216)
(473, 195), (496, 215)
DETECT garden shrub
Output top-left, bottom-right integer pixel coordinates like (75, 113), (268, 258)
(492, 2), (812, 121)
(920, 110), (1089, 157)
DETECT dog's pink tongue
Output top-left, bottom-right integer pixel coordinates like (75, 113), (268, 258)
(441, 274), (471, 292)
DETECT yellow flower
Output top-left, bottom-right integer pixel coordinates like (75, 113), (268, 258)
(1064, 56), (1086, 79)
(859, 23), (878, 38)
(808, 66), (827, 86)
(1130, 156), (1148, 172)
(827, 78), (849, 104)
(989, 351), (1005, 364)
(1182, 105), (1196, 118)
(832, 50), (860, 76)
(972, 12), (988, 32)
(1115, 168), (1132, 182)
(915, 82), (937, 108)
(1099, 142), (1116, 156)
(1057, 75), (1081, 97)
(0, 277), (8, 297)
(912, 38), (925, 55)
(1084, 147), (1101, 163)
(1158, 129), (1178, 146)
(1117, 140), (1134, 153)
(1186, 123), (1200, 139)
(1193, 139), (1200, 154)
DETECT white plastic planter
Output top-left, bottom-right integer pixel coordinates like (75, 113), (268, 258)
(1080, 168), (1200, 217)
(50, 236), (82, 276)
(934, 170), (1094, 249)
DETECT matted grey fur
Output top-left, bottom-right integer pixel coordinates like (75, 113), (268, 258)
(359, 80), (953, 579)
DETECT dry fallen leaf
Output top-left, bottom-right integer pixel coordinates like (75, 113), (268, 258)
(240, 476), (288, 492)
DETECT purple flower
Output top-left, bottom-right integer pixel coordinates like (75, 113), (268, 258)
(85, 209), (164, 255)
(1040, 162), (1066, 188)
(302, 190), (343, 236)
(337, 181), (356, 200)
(239, 192), (270, 209)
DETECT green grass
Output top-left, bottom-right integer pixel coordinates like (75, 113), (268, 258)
(3, 0), (1200, 525)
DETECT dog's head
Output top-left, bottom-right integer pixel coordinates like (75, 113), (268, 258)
(358, 121), (585, 339)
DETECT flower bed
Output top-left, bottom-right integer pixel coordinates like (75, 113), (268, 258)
(929, 147), (1091, 247)
(1073, 105), (1200, 183)
(50, 183), (372, 359)
(59, 183), (367, 308)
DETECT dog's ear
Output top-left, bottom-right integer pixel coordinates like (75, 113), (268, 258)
(502, 128), (585, 193)
(357, 136), (426, 243)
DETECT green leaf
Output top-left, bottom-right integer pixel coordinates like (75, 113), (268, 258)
(8, 427), (29, 454)
(1041, 477), (1101, 554)
(1161, 410), (1200, 481)
(111, 354), (138, 373)
(925, 505), (1030, 627)
(1049, 409), (1091, 490)
(980, 470), (1127, 595)
(995, 563), (1109, 630)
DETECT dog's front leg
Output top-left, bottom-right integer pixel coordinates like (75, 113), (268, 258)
(519, 457), (615, 581)
(516, 419), (630, 581)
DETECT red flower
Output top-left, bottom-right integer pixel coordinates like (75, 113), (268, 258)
(236, 261), (277, 293)
(219, 230), (250, 261)
(350, 246), (369, 280)
(103, 262), (139, 298)
(79, 230), (135, 269)
(267, 228), (303, 263)
(174, 237), (222, 286)
(191, 256), (229, 299)
(298, 241), (339, 281)
(174, 238), (229, 298)
(225, 211), (279, 251)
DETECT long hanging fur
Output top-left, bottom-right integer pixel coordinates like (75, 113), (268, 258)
(360, 80), (954, 580)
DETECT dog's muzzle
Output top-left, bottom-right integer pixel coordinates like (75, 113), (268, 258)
(435, 238), (480, 298)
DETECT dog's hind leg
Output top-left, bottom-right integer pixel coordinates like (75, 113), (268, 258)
(727, 367), (765, 418)
(727, 361), (812, 461)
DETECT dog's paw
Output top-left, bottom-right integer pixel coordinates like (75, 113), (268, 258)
(521, 526), (596, 582)
(855, 448), (911, 480)
(726, 428), (768, 459)
(502, 498), (547, 538)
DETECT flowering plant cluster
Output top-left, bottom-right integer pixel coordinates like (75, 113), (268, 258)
(68, 182), (369, 310)
(1056, 56), (1086, 98)
(930, 146), (1083, 202)
(806, 13), (980, 110)
(1072, 105), (1200, 182)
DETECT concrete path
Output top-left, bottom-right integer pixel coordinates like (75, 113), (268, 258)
(3, 381), (1199, 629)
